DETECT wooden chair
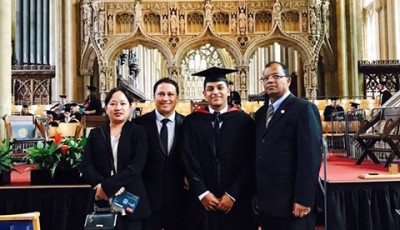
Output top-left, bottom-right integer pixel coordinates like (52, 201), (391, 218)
(354, 107), (400, 167)
(0, 212), (41, 230)
(81, 115), (108, 136)
(57, 122), (83, 139)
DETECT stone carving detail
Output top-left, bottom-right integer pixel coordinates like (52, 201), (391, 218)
(205, 1), (212, 24)
(273, 0), (282, 22)
(80, 0), (331, 100)
(107, 14), (114, 35)
(302, 10), (308, 32)
(179, 14), (185, 34)
(238, 7), (247, 36)
(170, 8), (178, 36)
(162, 14), (169, 34)
(248, 13), (255, 33)
(235, 67), (248, 97)
(82, 5), (92, 42)
(231, 13), (237, 33)
(135, 1), (142, 28)
(168, 67), (180, 82)
(98, 9), (105, 37)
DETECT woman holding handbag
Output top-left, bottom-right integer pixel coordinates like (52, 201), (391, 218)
(81, 87), (151, 230)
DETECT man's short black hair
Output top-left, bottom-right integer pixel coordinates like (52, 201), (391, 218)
(153, 78), (180, 96)
(264, 61), (290, 77)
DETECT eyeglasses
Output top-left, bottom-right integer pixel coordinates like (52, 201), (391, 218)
(260, 74), (286, 82)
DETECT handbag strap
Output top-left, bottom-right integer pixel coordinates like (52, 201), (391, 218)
(100, 127), (117, 175)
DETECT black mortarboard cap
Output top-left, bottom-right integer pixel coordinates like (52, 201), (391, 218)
(379, 80), (386, 85)
(22, 104), (28, 108)
(69, 102), (78, 107)
(350, 102), (360, 108)
(59, 95), (67, 98)
(192, 67), (237, 84)
(45, 110), (54, 115)
(87, 85), (97, 91)
(330, 96), (339, 100)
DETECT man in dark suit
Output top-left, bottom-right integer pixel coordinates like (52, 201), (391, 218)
(133, 78), (186, 230)
(378, 81), (392, 105)
(227, 81), (241, 108)
(323, 96), (344, 121)
(255, 61), (322, 230)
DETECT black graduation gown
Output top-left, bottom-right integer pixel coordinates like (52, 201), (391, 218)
(228, 91), (241, 106)
(86, 98), (103, 115)
(181, 108), (257, 230)
(323, 105), (344, 121)
(380, 90), (392, 105)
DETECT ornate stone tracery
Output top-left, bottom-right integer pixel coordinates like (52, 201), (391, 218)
(80, 0), (332, 99)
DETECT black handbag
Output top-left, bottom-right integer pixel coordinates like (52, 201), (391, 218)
(84, 206), (117, 230)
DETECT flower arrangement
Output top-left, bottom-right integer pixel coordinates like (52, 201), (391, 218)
(0, 139), (13, 172)
(25, 132), (87, 177)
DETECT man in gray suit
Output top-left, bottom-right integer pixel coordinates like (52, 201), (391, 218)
(255, 61), (322, 230)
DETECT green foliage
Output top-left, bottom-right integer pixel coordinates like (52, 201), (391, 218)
(25, 137), (87, 177)
(0, 139), (13, 172)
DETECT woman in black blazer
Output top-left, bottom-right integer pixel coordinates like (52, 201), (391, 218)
(81, 87), (151, 230)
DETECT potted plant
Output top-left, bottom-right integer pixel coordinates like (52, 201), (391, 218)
(25, 132), (87, 185)
(0, 139), (13, 185)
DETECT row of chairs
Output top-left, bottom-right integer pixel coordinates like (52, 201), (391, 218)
(2, 115), (108, 160)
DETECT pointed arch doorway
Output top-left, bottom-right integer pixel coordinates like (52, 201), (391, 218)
(179, 43), (235, 101)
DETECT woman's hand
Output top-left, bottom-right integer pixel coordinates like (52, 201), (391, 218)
(94, 184), (108, 201)
(115, 187), (125, 196)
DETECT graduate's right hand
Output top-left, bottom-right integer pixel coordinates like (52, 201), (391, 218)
(201, 193), (220, 211)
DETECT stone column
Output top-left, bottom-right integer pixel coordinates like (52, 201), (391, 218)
(237, 66), (249, 99)
(63, 0), (84, 102)
(387, 0), (399, 59)
(0, 1), (12, 140)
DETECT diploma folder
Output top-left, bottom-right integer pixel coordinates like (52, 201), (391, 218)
(112, 191), (140, 213)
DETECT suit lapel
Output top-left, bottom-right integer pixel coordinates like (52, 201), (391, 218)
(264, 94), (295, 134)
(169, 113), (183, 157)
(117, 121), (132, 172)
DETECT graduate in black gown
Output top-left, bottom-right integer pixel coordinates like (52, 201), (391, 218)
(84, 85), (103, 115)
(378, 81), (392, 105)
(181, 67), (257, 230)
(227, 81), (241, 108)
(323, 97), (344, 121)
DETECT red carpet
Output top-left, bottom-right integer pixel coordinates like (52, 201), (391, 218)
(320, 154), (399, 183)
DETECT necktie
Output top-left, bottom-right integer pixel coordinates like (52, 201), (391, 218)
(160, 118), (169, 154)
(266, 104), (274, 128)
(213, 111), (221, 134)
(213, 112), (221, 147)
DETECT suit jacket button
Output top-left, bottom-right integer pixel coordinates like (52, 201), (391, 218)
(262, 139), (265, 142)
(259, 155), (262, 158)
